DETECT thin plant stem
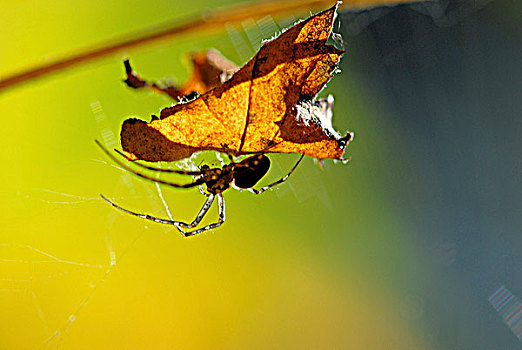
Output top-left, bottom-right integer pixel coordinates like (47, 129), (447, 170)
(0, 0), (417, 93)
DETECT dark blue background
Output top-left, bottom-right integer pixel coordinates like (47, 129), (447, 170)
(340, 1), (522, 348)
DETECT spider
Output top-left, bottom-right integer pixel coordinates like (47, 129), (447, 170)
(95, 140), (304, 237)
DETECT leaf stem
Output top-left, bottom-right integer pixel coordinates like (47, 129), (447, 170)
(0, 0), (416, 93)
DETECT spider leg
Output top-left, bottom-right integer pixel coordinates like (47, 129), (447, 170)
(248, 154), (305, 195)
(199, 185), (210, 197)
(179, 193), (226, 237)
(96, 140), (203, 189)
(100, 193), (226, 237)
(218, 143), (236, 163)
(177, 193), (215, 229)
(113, 148), (202, 175)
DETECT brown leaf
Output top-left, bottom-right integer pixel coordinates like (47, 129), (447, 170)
(123, 49), (238, 100)
(121, 3), (353, 162)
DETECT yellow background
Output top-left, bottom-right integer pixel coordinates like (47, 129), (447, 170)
(1, 1), (431, 349)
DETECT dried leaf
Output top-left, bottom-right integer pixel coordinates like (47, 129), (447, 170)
(121, 3), (353, 162)
(123, 49), (238, 100)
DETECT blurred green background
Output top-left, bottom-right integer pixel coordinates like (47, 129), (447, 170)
(1, 0), (520, 349)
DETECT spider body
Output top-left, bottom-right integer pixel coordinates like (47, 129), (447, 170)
(198, 165), (234, 194)
(231, 154), (271, 189)
(96, 140), (303, 237)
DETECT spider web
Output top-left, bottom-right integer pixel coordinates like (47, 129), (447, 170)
(0, 16), (334, 349)
(0, 243), (116, 348)
(0, 102), (146, 349)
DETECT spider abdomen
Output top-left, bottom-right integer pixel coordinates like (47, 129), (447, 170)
(233, 154), (270, 189)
